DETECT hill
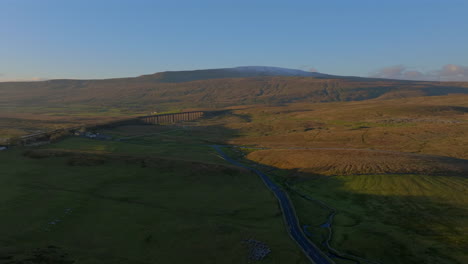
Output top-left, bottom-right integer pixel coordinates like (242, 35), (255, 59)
(221, 95), (468, 160)
(139, 66), (332, 82)
(1, 66), (468, 113)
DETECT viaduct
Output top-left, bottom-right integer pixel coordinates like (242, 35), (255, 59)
(139, 111), (205, 125)
(12, 111), (210, 146)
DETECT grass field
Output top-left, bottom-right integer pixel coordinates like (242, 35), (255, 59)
(2, 93), (468, 263)
(221, 95), (468, 160)
(203, 141), (468, 264)
(193, 98), (468, 263)
(246, 149), (468, 176)
(286, 173), (468, 264)
(42, 124), (237, 164)
(0, 127), (308, 264)
(0, 105), (145, 142)
(202, 96), (468, 264)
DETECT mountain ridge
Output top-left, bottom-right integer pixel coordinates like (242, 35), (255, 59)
(1, 66), (468, 111)
(138, 66), (333, 83)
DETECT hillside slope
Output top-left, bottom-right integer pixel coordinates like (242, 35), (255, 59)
(1, 67), (468, 111)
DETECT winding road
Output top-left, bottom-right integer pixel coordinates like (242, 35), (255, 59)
(211, 145), (333, 264)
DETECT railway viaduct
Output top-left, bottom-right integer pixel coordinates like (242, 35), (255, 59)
(139, 111), (205, 124)
(12, 111), (212, 146)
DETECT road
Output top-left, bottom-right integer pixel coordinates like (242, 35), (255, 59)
(211, 145), (333, 264)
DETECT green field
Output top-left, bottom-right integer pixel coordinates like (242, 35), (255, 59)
(0, 128), (308, 264)
(218, 143), (468, 263)
(2, 101), (468, 264)
(286, 174), (468, 264)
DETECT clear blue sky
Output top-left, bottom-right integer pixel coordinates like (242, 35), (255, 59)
(1, 0), (467, 81)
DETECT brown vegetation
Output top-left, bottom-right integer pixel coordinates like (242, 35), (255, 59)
(3, 71), (468, 177)
(223, 95), (468, 160)
(1, 69), (467, 144)
(247, 149), (468, 176)
(1, 73), (468, 112)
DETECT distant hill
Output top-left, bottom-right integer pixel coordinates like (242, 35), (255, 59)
(1, 66), (468, 111)
(139, 66), (333, 83)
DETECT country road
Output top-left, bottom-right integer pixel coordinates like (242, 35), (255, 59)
(211, 145), (333, 264)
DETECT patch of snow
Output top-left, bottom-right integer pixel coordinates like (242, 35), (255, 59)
(228, 66), (324, 77)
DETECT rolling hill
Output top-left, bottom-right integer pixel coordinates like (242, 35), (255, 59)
(1, 66), (468, 112)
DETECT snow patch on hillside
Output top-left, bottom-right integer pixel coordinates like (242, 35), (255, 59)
(228, 66), (323, 77)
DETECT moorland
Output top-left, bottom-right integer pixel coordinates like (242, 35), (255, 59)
(0, 67), (467, 264)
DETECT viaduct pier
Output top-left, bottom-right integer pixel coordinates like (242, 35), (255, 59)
(139, 111), (205, 125)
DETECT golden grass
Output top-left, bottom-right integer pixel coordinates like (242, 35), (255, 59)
(247, 149), (468, 176)
(223, 95), (468, 159)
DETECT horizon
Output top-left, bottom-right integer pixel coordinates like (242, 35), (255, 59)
(0, 64), (466, 83)
(1, 0), (468, 82)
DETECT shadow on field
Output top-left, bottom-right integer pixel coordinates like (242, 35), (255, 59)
(272, 169), (468, 264)
(186, 110), (467, 263)
(205, 110), (468, 263)
(6, 109), (467, 264)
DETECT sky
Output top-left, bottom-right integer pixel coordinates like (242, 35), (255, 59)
(1, 0), (467, 81)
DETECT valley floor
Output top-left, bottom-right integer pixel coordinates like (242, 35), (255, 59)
(1, 95), (468, 263)
(0, 126), (308, 264)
